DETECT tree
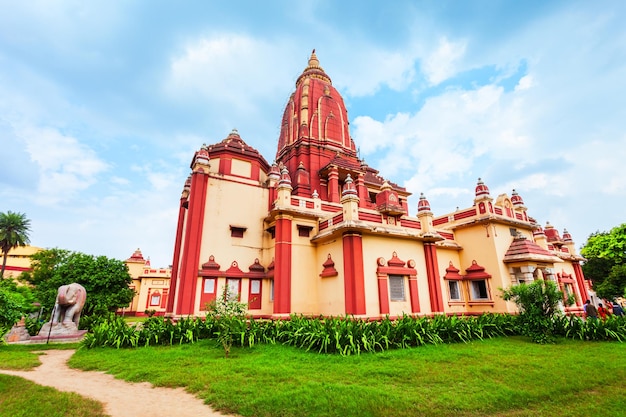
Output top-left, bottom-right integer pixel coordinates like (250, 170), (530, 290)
(580, 223), (626, 299)
(0, 278), (37, 336)
(502, 280), (573, 344)
(22, 249), (134, 320)
(0, 211), (31, 279)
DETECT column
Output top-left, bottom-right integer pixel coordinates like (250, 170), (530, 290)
(424, 243), (444, 312)
(343, 232), (366, 315)
(274, 214), (292, 314)
(166, 197), (187, 314)
(176, 169), (209, 315)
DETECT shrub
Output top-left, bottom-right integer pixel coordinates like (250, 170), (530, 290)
(205, 286), (248, 357)
(502, 280), (573, 343)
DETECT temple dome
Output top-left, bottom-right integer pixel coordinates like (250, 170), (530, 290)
(276, 50), (355, 160)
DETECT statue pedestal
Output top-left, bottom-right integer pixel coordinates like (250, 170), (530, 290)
(3, 319), (31, 344)
(30, 322), (87, 344)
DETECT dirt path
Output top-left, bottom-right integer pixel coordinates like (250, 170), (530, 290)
(0, 350), (237, 417)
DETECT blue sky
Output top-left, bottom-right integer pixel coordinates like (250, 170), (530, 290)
(1, 1), (625, 267)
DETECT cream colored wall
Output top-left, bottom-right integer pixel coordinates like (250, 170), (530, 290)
(126, 262), (145, 279)
(361, 235), (430, 317)
(290, 219), (320, 315)
(1, 245), (42, 278)
(315, 238), (346, 316)
(453, 223), (534, 313)
(194, 174), (269, 314)
(135, 277), (170, 313)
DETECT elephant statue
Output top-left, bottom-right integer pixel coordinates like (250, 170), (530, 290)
(52, 283), (87, 327)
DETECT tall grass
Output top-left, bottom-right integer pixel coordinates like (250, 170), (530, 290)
(83, 312), (626, 353)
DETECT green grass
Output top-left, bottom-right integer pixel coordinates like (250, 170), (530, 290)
(0, 375), (107, 417)
(0, 343), (80, 370)
(0, 344), (105, 417)
(2, 338), (625, 416)
(66, 337), (626, 417)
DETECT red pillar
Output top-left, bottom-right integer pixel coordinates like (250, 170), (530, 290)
(377, 273), (389, 315)
(176, 169), (209, 316)
(274, 214), (292, 314)
(328, 166), (340, 203)
(356, 174), (368, 207)
(166, 197), (187, 314)
(343, 232), (366, 315)
(424, 243), (444, 312)
(408, 275), (420, 313)
(572, 262), (588, 305)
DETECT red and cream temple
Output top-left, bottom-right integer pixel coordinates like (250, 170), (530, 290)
(158, 51), (589, 318)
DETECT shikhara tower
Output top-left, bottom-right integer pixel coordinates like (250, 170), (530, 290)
(164, 51), (589, 318)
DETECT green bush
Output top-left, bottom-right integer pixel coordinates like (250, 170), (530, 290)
(502, 280), (573, 343)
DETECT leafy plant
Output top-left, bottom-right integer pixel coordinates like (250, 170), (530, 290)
(502, 279), (574, 343)
(205, 286), (248, 357)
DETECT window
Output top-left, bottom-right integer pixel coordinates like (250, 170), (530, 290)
(150, 293), (161, 306)
(563, 283), (573, 299)
(230, 226), (246, 238)
(470, 280), (489, 300)
(448, 281), (461, 300)
(269, 280), (274, 302)
(389, 275), (405, 301)
(203, 279), (215, 294)
(297, 225), (313, 237)
(226, 278), (241, 300)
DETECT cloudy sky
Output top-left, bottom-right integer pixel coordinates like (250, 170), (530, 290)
(1, 1), (625, 267)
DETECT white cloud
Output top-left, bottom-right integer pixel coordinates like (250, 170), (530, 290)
(421, 37), (467, 86)
(165, 34), (293, 109)
(333, 49), (417, 97)
(17, 126), (109, 205)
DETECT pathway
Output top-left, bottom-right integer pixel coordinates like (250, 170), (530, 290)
(0, 350), (236, 417)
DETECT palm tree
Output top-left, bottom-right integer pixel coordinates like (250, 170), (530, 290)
(0, 211), (32, 279)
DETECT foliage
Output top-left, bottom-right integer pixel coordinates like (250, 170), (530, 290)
(0, 278), (37, 334)
(581, 223), (626, 299)
(21, 249), (134, 321)
(0, 211), (31, 279)
(23, 316), (44, 336)
(204, 286), (249, 357)
(502, 280), (574, 343)
(82, 315), (209, 348)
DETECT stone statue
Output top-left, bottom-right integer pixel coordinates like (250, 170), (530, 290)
(52, 283), (87, 327)
(33, 283), (88, 342)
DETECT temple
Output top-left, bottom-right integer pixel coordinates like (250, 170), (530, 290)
(165, 51), (590, 318)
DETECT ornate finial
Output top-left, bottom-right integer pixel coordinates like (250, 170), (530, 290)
(418, 192), (431, 212)
(297, 49), (331, 87)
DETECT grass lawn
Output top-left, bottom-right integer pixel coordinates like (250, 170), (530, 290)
(62, 337), (626, 417)
(2, 337), (625, 416)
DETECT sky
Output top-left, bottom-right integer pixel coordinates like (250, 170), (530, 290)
(1, 1), (625, 268)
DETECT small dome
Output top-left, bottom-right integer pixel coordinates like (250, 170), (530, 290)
(562, 229), (572, 242)
(475, 178), (490, 197)
(192, 144), (210, 167)
(342, 174), (357, 196)
(417, 193), (431, 212)
(279, 167), (292, 186)
(268, 162), (281, 180)
(511, 189), (524, 206)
